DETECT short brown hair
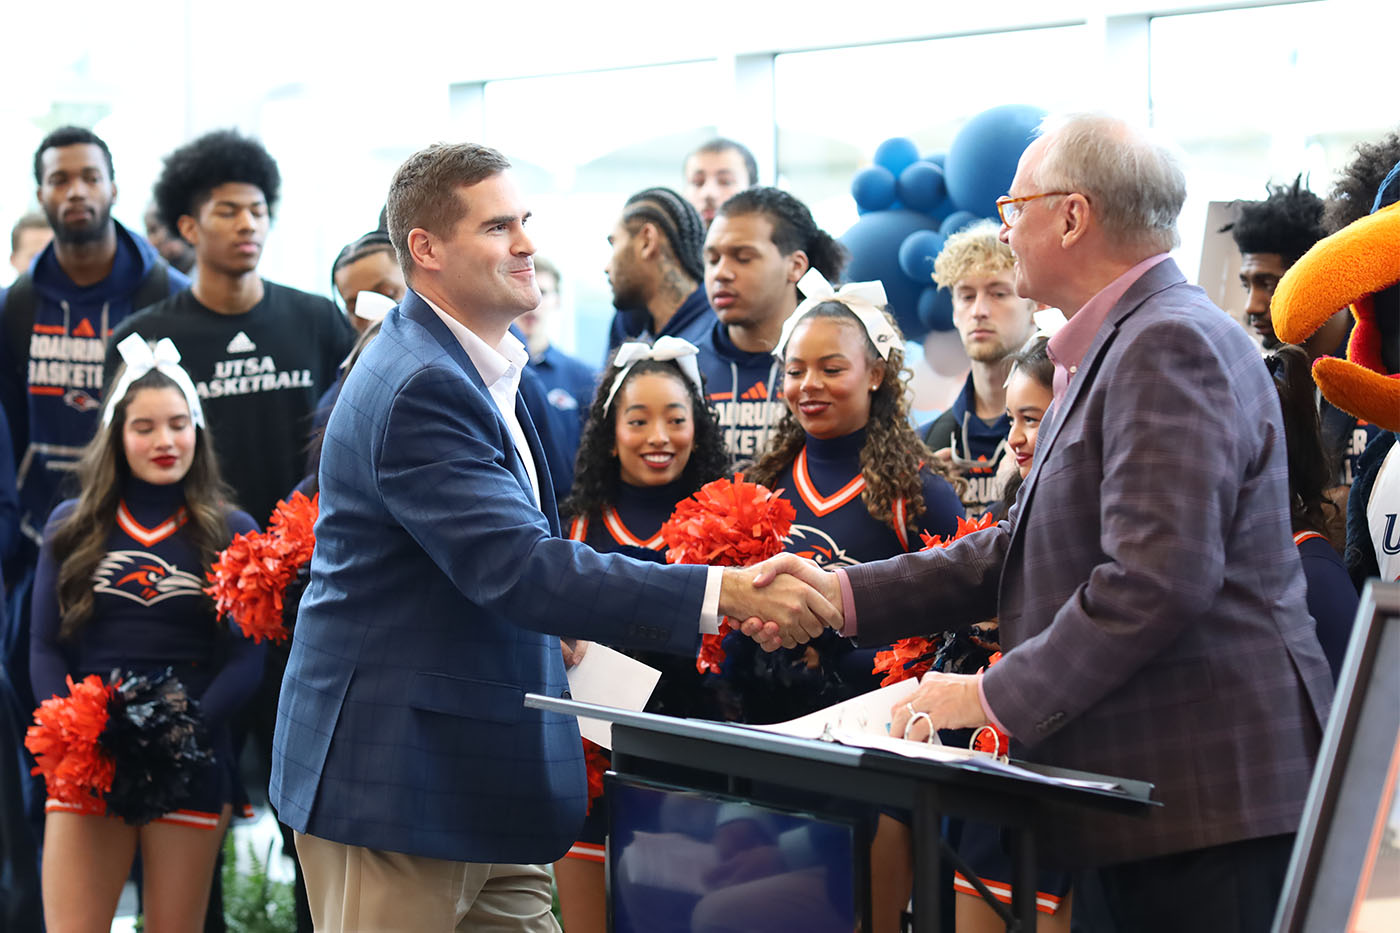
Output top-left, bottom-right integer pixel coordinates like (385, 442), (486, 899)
(11, 212), (50, 254)
(385, 143), (511, 279)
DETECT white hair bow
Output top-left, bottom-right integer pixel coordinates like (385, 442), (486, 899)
(1031, 307), (1067, 340)
(604, 336), (704, 413)
(774, 269), (900, 361)
(102, 333), (206, 428)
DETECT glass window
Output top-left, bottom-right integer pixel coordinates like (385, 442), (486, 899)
(1150, 0), (1390, 284)
(774, 26), (1095, 239)
(480, 61), (722, 368)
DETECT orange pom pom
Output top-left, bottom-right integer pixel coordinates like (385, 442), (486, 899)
(582, 738), (609, 813)
(25, 674), (117, 806)
(206, 493), (319, 644)
(660, 476), (794, 674)
(874, 513), (998, 685)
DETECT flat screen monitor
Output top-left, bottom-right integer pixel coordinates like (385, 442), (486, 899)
(606, 772), (868, 933)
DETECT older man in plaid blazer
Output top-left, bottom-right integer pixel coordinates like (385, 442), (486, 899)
(752, 114), (1334, 932)
(270, 143), (838, 933)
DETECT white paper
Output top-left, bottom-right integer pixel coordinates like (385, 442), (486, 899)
(564, 643), (662, 749)
(749, 679), (927, 741)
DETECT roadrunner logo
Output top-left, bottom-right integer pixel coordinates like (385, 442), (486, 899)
(783, 524), (860, 568)
(93, 551), (206, 606)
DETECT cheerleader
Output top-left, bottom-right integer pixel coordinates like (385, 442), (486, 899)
(29, 335), (263, 932)
(735, 271), (965, 724)
(956, 335), (1075, 932)
(553, 336), (728, 933)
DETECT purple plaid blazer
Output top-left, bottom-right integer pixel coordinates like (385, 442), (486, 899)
(848, 259), (1333, 867)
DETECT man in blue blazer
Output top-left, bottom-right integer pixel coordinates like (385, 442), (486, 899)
(751, 114), (1334, 933)
(269, 143), (838, 932)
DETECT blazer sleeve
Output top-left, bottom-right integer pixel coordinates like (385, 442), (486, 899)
(981, 316), (1262, 743)
(845, 519), (1008, 645)
(375, 365), (709, 655)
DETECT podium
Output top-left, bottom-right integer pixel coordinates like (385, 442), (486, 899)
(526, 694), (1158, 932)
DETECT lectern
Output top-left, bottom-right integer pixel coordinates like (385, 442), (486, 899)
(525, 695), (1157, 932)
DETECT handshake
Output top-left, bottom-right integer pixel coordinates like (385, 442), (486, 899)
(717, 554), (845, 652)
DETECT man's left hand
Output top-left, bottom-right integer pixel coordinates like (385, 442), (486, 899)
(889, 672), (989, 742)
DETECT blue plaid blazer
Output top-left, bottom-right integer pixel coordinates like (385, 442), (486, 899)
(269, 291), (709, 863)
(848, 259), (1334, 867)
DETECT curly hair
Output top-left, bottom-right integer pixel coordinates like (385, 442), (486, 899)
(1325, 129), (1400, 233)
(746, 302), (960, 536)
(560, 355), (729, 521)
(716, 187), (847, 281)
(50, 367), (234, 641)
(154, 129), (281, 231)
(1222, 175), (1326, 266)
(932, 220), (1013, 288)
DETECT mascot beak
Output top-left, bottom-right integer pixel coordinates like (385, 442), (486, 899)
(1271, 200), (1400, 432)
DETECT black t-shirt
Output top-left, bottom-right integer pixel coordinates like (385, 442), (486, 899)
(105, 281), (356, 523)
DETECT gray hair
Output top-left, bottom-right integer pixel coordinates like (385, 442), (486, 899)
(1032, 112), (1186, 254)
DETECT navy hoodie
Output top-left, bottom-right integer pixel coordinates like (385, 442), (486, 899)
(695, 318), (786, 468)
(604, 285), (716, 363)
(0, 221), (189, 550)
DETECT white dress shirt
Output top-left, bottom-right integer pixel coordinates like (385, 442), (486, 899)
(420, 293), (722, 631)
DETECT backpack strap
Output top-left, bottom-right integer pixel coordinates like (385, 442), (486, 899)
(2, 273), (37, 384)
(130, 262), (171, 318)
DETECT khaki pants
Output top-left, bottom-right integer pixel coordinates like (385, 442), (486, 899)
(295, 831), (561, 932)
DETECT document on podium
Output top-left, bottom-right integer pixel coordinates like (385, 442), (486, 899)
(564, 644), (661, 749)
(750, 679), (1122, 792)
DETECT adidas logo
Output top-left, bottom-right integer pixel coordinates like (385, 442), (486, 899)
(740, 381), (768, 400)
(72, 318), (96, 338)
(226, 331), (257, 353)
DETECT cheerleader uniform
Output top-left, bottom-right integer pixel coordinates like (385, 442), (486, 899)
(723, 428), (963, 724)
(563, 476), (720, 863)
(29, 478), (265, 828)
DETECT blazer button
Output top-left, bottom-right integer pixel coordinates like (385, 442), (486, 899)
(561, 690), (571, 700)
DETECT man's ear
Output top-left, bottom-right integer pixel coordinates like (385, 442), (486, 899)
(176, 214), (199, 247)
(1060, 194), (1091, 249)
(635, 222), (661, 260)
(406, 228), (441, 273)
(787, 249), (810, 284)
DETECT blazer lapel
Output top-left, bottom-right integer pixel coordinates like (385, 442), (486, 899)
(1012, 259), (1188, 527)
(399, 291), (547, 513)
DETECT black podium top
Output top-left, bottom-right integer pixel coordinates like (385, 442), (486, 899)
(525, 694), (1157, 828)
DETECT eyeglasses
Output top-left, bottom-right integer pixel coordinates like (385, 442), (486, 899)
(996, 191), (1075, 227)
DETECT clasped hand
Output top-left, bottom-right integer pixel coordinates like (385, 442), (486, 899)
(720, 554), (845, 651)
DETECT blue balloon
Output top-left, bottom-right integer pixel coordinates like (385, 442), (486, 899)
(897, 230), (945, 283)
(873, 137), (921, 177)
(944, 104), (1046, 218)
(939, 210), (981, 237)
(917, 285), (954, 331)
(896, 161), (948, 214)
(921, 152), (947, 169)
(840, 209), (941, 340)
(851, 165), (897, 212)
